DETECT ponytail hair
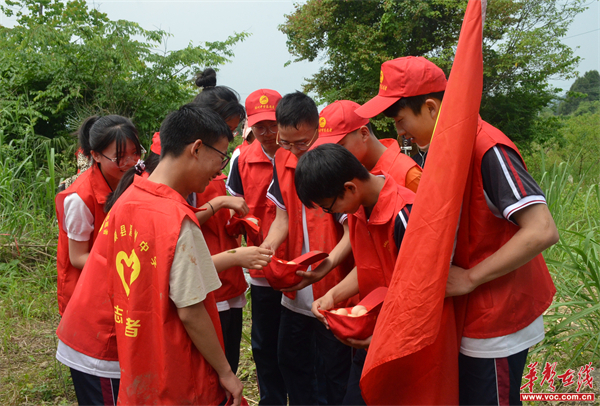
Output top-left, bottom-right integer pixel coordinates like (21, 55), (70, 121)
(193, 68), (245, 124)
(77, 115), (142, 167)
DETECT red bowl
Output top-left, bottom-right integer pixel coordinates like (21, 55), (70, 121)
(226, 214), (263, 245)
(322, 287), (388, 341)
(263, 251), (329, 292)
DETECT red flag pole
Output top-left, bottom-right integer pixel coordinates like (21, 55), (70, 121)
(360, 1), (486, 404)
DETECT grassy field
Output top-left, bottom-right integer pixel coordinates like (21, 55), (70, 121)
(1, 134), (599, 404)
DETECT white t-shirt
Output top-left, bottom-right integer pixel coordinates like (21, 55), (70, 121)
(63, 193), (94, 241)
(169, 218), (222, 308)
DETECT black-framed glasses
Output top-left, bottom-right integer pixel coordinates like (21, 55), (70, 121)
(253, 123), (278, 136)
(321, 195), (338, 214)
(100, 146), (146, 169)
(276, 129), (318, 151)
(204, 143), (231, 170)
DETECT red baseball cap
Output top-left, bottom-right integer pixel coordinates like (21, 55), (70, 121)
(245, 89), (282, 127)
(355, 56), (447, 118)
(310, 100), (369, 150)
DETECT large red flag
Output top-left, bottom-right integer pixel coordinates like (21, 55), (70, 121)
(360, 1), (486, 404)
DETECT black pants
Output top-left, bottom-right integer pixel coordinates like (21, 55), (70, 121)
(219, 307), (243, 374)
(278, 306), (351, 406)
(70, 368), (119, 406)
(342, 349), (367, 405)
(251, 285), (287, 406)
(459, 348), (529, 406)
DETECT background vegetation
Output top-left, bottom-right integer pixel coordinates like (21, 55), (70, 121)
(1, 0), (599, 404)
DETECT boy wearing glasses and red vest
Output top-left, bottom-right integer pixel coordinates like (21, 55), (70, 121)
(310, 100), (422, 193)
(226, 88), (289, 405)
(261, 92), (354, 406)
(106, 104), (244, 406)
(356, 56), (558, 405)
(295, 143), (415, 405)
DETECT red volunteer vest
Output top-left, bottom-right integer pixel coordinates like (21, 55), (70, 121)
(107, 177), (225, 405)
(55, 163), (111, 315)
(198, 175), (247, 302)
(349, 175), (415, 299)
(372, 139), (421, 191)
(57, 213), (117, 360)
(454, 119), (556, 339)
(274, 149), (354, 300)
(235, 141), (287, 278)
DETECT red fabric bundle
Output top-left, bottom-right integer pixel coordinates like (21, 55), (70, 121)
(263, 251), (328, 299)
(225, 214), (263, 245)
(322, 287), (387, 341)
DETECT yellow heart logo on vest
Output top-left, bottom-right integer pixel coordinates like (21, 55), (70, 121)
(259, 95), (269, 105)
(116, 249), (141, 297)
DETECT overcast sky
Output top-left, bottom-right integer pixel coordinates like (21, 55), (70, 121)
(1, 0), (598, 103)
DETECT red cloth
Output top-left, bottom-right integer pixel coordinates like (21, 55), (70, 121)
(55, 163), (111, 315)
(274, 149), (354, 300)
(457, 119), (555, 338)
(197, 176), (247, 303)
(56, 221), (117, 360)
(107, 176), (225, 405)
(360, 1), (485, 404)
(234, 140), (287, 278)
(372, 138), (421, 191)
(349, 174), (414, 299)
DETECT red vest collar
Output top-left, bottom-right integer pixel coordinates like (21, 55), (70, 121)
(246, 140), (276, 164)
(354, 173), (403, 226)
(372, 138), (400, 174)
(132, 176), (201, 213)
(88, 164), (113, 205)
(275, 148), (298, 169)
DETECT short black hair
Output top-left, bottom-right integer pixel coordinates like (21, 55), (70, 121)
(276, 91), (319, 130)
(159, 103), (232, 158)
(295, 144), (370, 209)
(383, 91), (445, 117)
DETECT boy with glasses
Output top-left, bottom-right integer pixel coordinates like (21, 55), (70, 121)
(226, 88), (289, 405)
(295, 143), (415, 405)
(261, 91), (354, 406)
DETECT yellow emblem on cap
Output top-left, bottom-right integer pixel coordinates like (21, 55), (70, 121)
(380, 70), (384, 83)
(319, 117), (327, 128)
(259, 95), (269, 105)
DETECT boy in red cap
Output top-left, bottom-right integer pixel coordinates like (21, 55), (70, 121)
(295, 143), (415, 405)
(106, 104), (243, 405)
(226, 88), (289, 405)
(310, 99), (422, 193)
(261, 91), (354, 406)
(356, 56), (558, 405)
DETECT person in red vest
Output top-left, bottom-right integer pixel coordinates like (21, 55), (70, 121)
(106, 104), (244, 405)
(260, 92), (354, 405)
(310, 100), (422, 193)
(226, 88), (288, 405)
(56, 115), (144, 317)
(356, 56), (559, 406)
(294, 143), (415, 405)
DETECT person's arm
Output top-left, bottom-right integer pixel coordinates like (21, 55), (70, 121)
(283, 219), (352, 292)
(404, 166), (422, 194)
(178, 302), (243, 406)
(195, 196), (249, 225)
(260, 206), (289, 253)
(311, 266), (359, 327)
(211, 246), (273, 273)
(446, 202), (558, 297)
(68, 239), (90, 269)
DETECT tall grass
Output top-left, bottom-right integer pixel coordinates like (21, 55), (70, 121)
(534, 155), (600, 367)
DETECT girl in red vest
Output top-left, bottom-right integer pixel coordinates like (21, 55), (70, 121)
(55, 115), (142, 405)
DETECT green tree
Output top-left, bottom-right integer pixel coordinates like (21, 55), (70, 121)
(0, 0), (247, 142)
(280, 0), (585, 149)
(557, 70), (600, 115)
